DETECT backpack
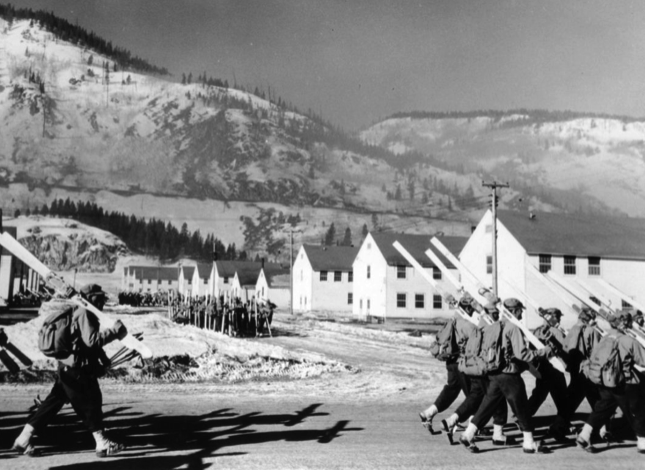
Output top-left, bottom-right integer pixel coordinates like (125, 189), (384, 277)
(38, 305), (77, 359)
(582, 334), (625, 388)
(563, 323), (585, 354)
(430, 319), (459, 361)
(458, 321), (505, 376)
(457, 327), (484, 376)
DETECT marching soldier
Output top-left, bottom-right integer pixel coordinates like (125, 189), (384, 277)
(459, 298), (552, 454)
(527, 308), (570, 440)
(576, 311), (645, 454)
(443, 304), (511, 446)
(13, 284), (128, 458)
(419, 295), (475, 432)
(562, 308), (608, 437)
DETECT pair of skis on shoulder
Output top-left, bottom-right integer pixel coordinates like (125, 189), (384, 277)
(0, 230), (152, 359)
(539, 269), (645, 348)
(393, 237), (567, 373)
(391, 241), (493, 328)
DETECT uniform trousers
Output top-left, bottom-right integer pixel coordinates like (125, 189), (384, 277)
(455, 376), (507, 425)
(434, 361), (471, 412)
(472, 372), (533, 432)
(28, 363), (104, 433)
(527, 359), (568, 418)
(587, 384), (645, 437)
(564, 363), (600, 422)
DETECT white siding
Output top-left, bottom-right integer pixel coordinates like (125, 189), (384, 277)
(311, 268), (354, 313)
(292, 247), (313, 312)
(353, 233), (386, 319)
(256, 270), (291, 309)
(353, 233), (453, 320)
(461, 210), (645, 330)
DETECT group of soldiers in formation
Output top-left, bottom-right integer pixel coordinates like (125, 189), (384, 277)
(12, 290), (47, 307)
(168, 294), (276, 337)
(117, 290), (171, 307)
(418, 294), (645, 455)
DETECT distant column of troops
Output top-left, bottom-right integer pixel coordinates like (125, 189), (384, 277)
(167, 293), (275, 338)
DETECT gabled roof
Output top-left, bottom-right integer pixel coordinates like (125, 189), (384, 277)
(195, 263), (213, 279)
(235, 270), (259, 287)
(216, 260), (285, 283)
(180, 266), (195, 278)
(214, 260), (240, 278)
(302, 245), (360, 271)
(497, 210), (645, 260)
(130, 266), (179, 281)
(370, 233), (467, 268)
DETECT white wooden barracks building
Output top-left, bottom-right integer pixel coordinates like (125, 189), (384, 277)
(352, 233), (467, 320)
(460, 209), (645, 329)
(292, 244), (359, 314)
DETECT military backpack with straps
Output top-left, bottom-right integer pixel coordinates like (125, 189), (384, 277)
(38, 304), (78, 360)
(457, 321), (505, 376)
(582, 334), (625, 388)
(457, 327), (484, 376)
(430, 318), (459, 362)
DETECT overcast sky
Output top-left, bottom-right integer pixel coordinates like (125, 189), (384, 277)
(12, 0), (645, 130)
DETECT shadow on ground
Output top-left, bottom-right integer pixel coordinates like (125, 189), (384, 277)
(0, 402), (363, 469)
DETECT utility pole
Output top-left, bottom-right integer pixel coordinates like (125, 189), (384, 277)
(482, 180), (509, 298)
(290, 230), (294, 316)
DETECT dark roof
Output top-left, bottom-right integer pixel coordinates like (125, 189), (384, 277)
(236, 270), (259, 286)
(216, 260), (285, 282)
(130, 266), (179, 281)
(180, 266), (195, 278)
(497, 210), (645, 260)
(195, 263), (213, 279)
(370, 233), (468, 268)
(302, 245), (360, 271)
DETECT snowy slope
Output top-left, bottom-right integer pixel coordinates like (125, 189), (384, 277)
(361, 114), (645, 217)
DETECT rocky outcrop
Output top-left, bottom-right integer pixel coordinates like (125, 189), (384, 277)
(18, 233), (128, 273)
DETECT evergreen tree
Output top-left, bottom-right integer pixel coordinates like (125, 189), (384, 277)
(324, 223), (336, 246)
(361, 223), (369, 238)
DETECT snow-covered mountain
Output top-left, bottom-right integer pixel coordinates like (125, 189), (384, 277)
(1, 14), (641, 265)
(361, 112), (645, 217)
(0, 16), (488, 255)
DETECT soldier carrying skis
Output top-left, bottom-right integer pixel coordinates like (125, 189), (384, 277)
(13, 284), (128, 458)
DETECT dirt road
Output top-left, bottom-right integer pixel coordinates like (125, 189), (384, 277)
(0, 314), (641, 469)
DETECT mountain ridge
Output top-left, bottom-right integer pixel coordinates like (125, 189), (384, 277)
(1, 12), (642, 264)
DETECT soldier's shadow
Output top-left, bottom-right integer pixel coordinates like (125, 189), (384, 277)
(4, 403), (362, 469)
